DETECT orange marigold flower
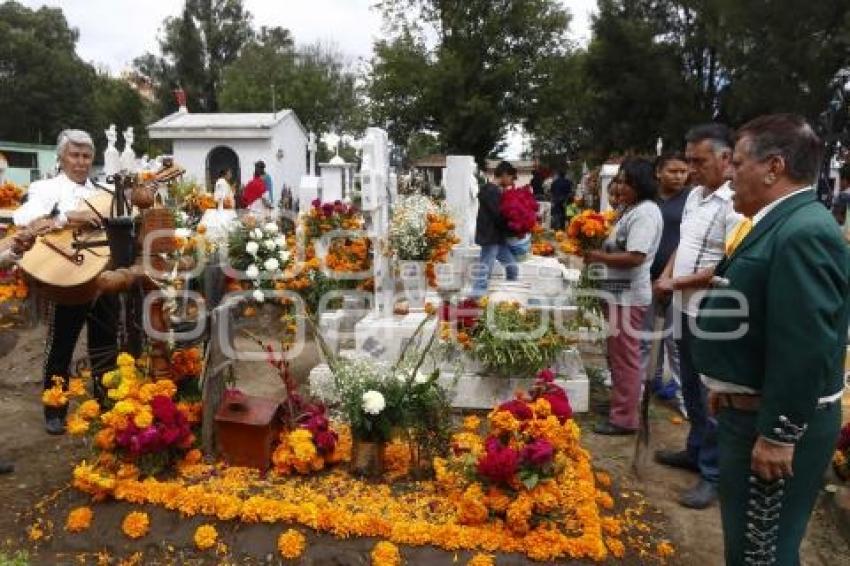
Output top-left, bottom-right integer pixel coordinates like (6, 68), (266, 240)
(657, 540), (675, 558)
(194, 524), (218, 550)
(457, 484), (488, 525)
(94, 427), (116, 450)
(277, 528), (306, 559)
(67, 377), (87, 397)
(77, 399), (101, 420)
(65, 506), (93, 533)
(371, 541), (402, 566)
(121, 511), (150, 539)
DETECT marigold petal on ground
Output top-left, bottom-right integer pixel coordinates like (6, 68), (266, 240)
(121, 511), (150, 539)
(371, 540), (402, 566)
(277, 528), (306, 559)
(194, 524), (218, 550)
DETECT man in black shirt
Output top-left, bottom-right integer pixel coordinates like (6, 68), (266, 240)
(642, 153), (690, 407)
(550, 169), (574, 230)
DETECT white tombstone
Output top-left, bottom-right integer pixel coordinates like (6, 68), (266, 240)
(444, 156), (477, 247)
(298, 175), (321, 211)
(599, 163), (620, 212)
(0, 153), (6, 184)
(104, 124), (121, 176)
(307, 132), (318, 176)
(120, 127), (137, 173)
(319, 156), (356, 203)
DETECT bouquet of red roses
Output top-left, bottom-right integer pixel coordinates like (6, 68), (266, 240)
(500, 185), (538, 237)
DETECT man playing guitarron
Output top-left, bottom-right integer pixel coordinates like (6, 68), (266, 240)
(13, 129), (118, 435)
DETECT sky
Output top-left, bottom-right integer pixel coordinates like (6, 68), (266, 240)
(20, 0), (599, 157)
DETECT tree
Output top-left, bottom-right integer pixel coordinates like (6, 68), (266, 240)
(369, 0), (571, 163)
(0, 1), (148, 156)
(0, 1), (96, 143)
(134, 0), (253, 114)
(218, 32), (366, 136)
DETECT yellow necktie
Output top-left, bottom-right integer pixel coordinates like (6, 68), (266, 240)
(725, 218), (753, 255)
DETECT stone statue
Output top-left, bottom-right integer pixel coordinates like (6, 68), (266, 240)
(121, 127), (136, 172)
(104, 124), (121, 176)
(307, 132), (317, 176)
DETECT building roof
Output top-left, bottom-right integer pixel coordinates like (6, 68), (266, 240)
(148, 110), (305, 140)
(484, 159), (535, 172)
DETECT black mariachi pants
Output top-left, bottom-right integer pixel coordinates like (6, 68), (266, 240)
(717, 403), (840, 565)
(43, 296), (118, 419)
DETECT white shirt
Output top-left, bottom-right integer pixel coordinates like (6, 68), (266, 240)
(214, 178), (232, 204)
(751, 186), (812, 225)
(13, 173), (100, 227)
(672, 182), (742, 315)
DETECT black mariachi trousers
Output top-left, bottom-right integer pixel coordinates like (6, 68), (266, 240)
(43, 295), (118, 418)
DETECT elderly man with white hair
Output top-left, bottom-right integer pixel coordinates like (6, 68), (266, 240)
(13, 129), (118, 435)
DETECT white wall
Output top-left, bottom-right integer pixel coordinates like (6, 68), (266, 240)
(272, 116), (307, 203)
(169, 116), (305, 203)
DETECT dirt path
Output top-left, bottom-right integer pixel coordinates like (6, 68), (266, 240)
(0, 325), (847, 564)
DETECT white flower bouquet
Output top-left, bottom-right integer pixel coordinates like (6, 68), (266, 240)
(228, 218), (291, 299)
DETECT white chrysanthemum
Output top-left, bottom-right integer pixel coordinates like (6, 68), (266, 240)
(245, 241), (259, 255)
(279, 250), (291, 263)
(263, 222), (279, 234)
(245, 264), (259, 279)
(251, 228), (263, 240)
(264, 257), (279, 272)
(362, 390), (385, 415)
(264, 239), (276, 251)
(274, 235), (286, 248)
(252, 289), (265, 303)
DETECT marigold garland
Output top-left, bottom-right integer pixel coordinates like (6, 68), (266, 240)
(65, 506), (93, 533)
(277, 528), (306, 559)
(467, 553), (495, 566)
(194, 524), (218, 550)
(121, 511), (150, 539)
(371, 540), (402, 566)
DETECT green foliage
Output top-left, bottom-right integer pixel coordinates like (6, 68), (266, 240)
(134, 0), (254, 114)
(0, 550), (28, 566)
(369, 0), (571, 163)
(471, 302), (564, 378)
(219, 37), (366, 135)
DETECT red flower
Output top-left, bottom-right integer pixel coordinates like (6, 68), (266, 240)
(477, 436), (519, 485)
(313, 430), (338, 454)
(536, 368), (555, 384)
(521, 438), (554, 467)
(150, 396), (179, 425)
(497, 399), (533, 421)
(542, 391), (572, 422)
(500, 186), (539, 236)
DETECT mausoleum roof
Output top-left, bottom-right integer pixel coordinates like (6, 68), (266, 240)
(149, 110), (303, 140)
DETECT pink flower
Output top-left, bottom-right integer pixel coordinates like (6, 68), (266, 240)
(536, 368), (555, 384)
(477, 436), (519, 485)
(313, 430), (338, 454)
(521, 438), (554, 467)
(311, 198), (321, 208)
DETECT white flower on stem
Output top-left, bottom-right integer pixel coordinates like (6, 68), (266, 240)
(279, 250), (291, 263)
(245, 264), (259, 279)
(274, 235), (286, 248)
(263, 222), (279, 234)
(245, 241), (259, 255)
(264, 239), (276, 251)
(252, 289), (265, 303)
(362, 390), (385, 415)
(174, 227), (191, 238)
(264, 257), (280, 272)
(414, 372), (429, 384)
(251, 228), (263, 240)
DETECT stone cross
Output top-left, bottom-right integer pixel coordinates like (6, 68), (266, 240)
(359, 127), (393, 317)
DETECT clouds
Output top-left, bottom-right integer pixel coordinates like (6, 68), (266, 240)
(21, 0), (595, 74)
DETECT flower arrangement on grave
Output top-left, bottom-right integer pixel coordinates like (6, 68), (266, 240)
(530, 222), (555, 256)
(389, 195), (459, 286)
(184, 190), (218, 216)
(833, 422), (850, 481)
(435, 297), (481, 352)
(311, 314), (452, 477)
(228, 218), (291, 303)
(434, 370), (585, 537)
(68, 353), (201, 490)
(0, 180), (24, 208)
(302, 198), (363, 240)
(466, 297), (566, 378)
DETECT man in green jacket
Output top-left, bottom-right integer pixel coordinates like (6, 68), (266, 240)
(692, 113), (849, 565)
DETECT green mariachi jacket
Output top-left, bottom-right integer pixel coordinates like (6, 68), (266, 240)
(692, 190), (850, 444)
